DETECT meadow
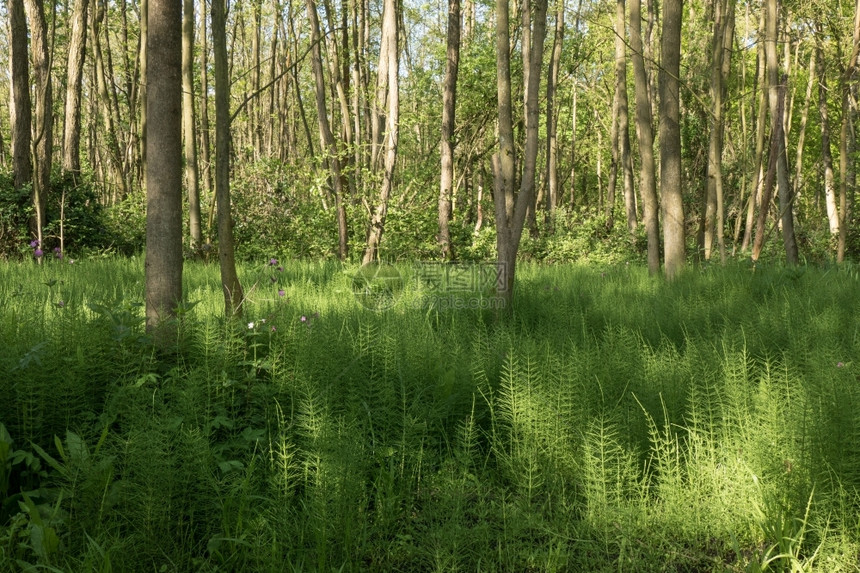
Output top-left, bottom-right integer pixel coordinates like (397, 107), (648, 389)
(1, 256), (860, 572)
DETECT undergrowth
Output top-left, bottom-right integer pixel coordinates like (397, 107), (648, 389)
(1, 257), (859, 571)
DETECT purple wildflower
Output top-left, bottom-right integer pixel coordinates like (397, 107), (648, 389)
(34, 248), (44, 258)
(837, 362), (845, 368)
(271, 326), (276, 332)
(300, 315), (307, 323)
(56, 300), (65, 308)
(278, 289), (286, 297)
(269, 258), (278, 266)
(30, 240), (39, 248)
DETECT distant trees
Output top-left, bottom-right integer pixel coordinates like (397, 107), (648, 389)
(5, 0), (860, 290)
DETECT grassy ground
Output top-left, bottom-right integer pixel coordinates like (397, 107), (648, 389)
(1, 256), (860, 572)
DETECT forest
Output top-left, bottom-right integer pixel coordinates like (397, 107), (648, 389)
(2, 0), (860, 570)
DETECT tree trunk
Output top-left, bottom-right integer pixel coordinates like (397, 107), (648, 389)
(660, 0), (685, 279)
(363, 0), (399, 264)
(765, 0), (798, 264)
(9, 0), (33, 200)
(816, 39), (839, 236)
(742, 12), (768, 253)
(183, 0), (202, 253)
(145, 0), (184, 346)
(213, 0), (245, 317)
(545, 0), (563, 218)
(306, 0), (350, 261)
(24, 0), (53, 239)
(615, 0), (636, 234)
(438, 0), (460, 259)
(837, 0), (860, 262)
(493, 0), (547, 307)
(702, 0), (734, 263)
(62, 0), (89, 176)
(630, 0), (659, 273)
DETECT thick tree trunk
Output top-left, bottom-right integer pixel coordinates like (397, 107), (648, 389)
(438, 0), (460, 259)
(837, 0), (860, 262)
(660, 0), (685, 279)
(63, 0), (89, 176)
(630, 0), (659, 274)
(213, 0), (245, 316)
(9, 0), (32, 199)
(183, 0), (202, 253)
(145, 0), (184, 346)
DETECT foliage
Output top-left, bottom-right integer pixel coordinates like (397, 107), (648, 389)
(2, 258), (860, 571)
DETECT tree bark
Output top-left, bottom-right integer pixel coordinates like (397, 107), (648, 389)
(837, 0), (860, 262)
(9, 0), (32, 199)
(23, 0), (53, 238)
(62, 0), (89, 176)
(363, 0), (400, 263)
(765, 0), (798, 264)
(438, 0), (460, 259)
(630, 0), (659, 273)
(183, 0), (202, 253)
(306, 0), (350, 261)
(544, 0), (563, 217)
(493, 0), (547, 307)
(660, 0), (685, 279)
(816, 39), (839, 236)
(615, 0), (636, 234)
(213, 0), (245, 316)
(145, 0), (184, 346)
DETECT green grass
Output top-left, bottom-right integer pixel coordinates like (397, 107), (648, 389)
(2, 256), (860, 572)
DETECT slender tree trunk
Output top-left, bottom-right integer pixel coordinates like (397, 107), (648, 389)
(182, 0), (202, 253)
(213, 0), (244, 316)
(816, 39), (839, 235)
(438, 0), (460, 259)
(199, 0), (213, 211)
(703, 0), (733, 262)
(62, 0), (89, 176)
(630, 0), (659, 273)
(9, 0), (33, 201)
(751, 84), (783, 262)
(742, 13), (768, 252)
(614, 0), (636, 234)
(145, 0), (183, 346)
(660, 0), (685, 278)
(306, 0), (350, 260)
(24, 0), (53, 238)
(837, 0), (860, 262)
(765, 0), (798, 264)
(792, 51), (815, 212)
(363, 0), (400, 263)
(545, 0), (563, 217)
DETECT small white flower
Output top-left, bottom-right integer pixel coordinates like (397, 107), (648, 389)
(248, 322), (255, 329)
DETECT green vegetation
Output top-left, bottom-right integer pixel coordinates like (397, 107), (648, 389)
(2, 257), (860, 571)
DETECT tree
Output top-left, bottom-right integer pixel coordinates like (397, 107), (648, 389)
(660, 0), (685, 279)
(306, 0), (350, 260)
(630, 0), (659, 273)
(492, 0), (548, 306)
(183, 0), (202, 253)
(24, 0), (53, 238)
(62, 0), (89, 177)
(544, 0), (564, 218)
(438, 0), (460, 259)
(8, 0), (32, 201)
(362, 0), (400, 263)
(213, 0), (245, 316)
(145, 0), (184, 346)
(764, 0), (798, 264)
